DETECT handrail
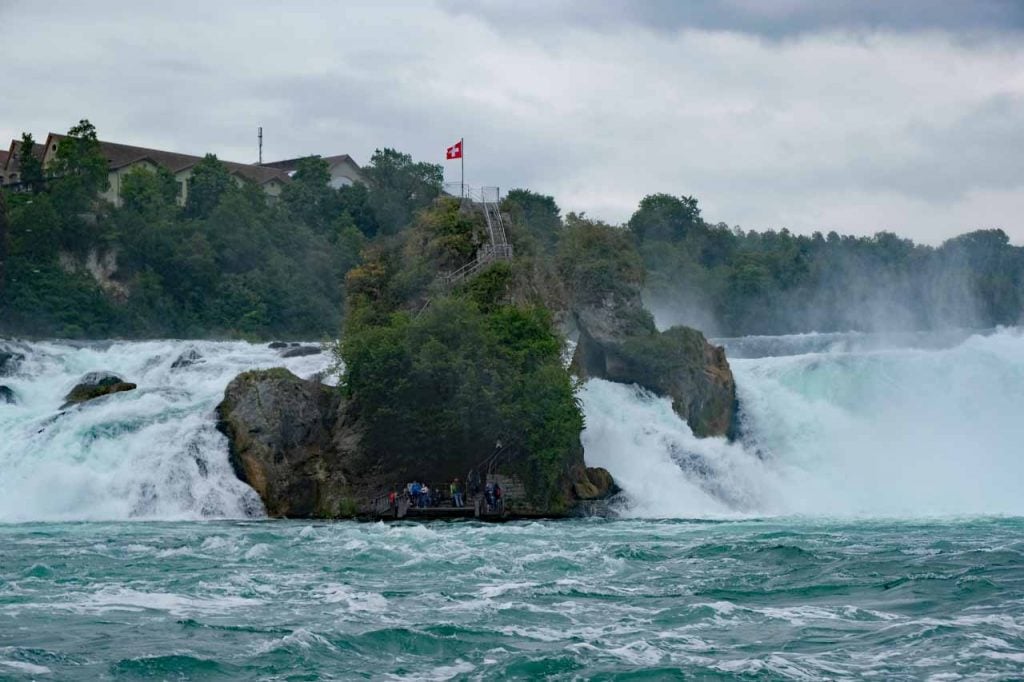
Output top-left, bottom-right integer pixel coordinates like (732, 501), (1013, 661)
(437, 183), (513, 287)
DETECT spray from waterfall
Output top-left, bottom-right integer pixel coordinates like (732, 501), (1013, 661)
(582, 328), (1024, 518)
(0, 341), (331, 522)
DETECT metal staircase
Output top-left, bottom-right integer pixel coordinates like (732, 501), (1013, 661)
(441, 185), (514, 287)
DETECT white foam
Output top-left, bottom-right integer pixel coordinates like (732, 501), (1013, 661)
(0, 340), (332, 522)
(49, 587), (263, 617)
(582, 328), (1024, 518)
(0, 660), (52, 675)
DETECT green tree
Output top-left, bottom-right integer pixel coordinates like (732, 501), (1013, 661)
(185, 154), (232, 219)
(0, 191), (8, 300)
(280, 155), (338, 231)
(337, 182), (379, 237)
(362, 148), (443, 235)
(120, 165), (179, 216)
(48, 119), (109, 216)
(558, 213), (645, 303)
(503, 189), (562, 248)
(628, 193), (702, 243)
(17, 133), (45, 193)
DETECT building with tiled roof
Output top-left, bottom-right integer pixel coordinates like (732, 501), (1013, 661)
(2, 133), (362, 208)
(35, 133), (294, 206)
(262, 154), (363, 188)
(1, 139), (45, 185)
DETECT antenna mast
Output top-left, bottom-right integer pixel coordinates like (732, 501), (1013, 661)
(258, 126), (263, 165)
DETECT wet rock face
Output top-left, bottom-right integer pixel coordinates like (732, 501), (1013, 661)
(216, 368), (360, 518)
(569, 276), (737, 439)
(63, 372), (137, 407)
(0, 350), (25, 377)
(171, 348), (203, 369)
(216, 368), (614, 520)
(0, 385), (16, 404)
(280, 345), (322, 358)
(570, 464), (618, 501)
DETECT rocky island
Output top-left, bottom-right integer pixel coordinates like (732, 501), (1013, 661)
(216, 194), (738, 519)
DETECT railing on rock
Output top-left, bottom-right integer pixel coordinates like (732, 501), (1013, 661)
(439, 184), (513, 288)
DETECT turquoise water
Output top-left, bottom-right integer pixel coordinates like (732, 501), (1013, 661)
(2, 518), (1023, 679)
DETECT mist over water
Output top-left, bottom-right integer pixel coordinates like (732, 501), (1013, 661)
(3, 330), (1022, 522)
(582, 327), (1024, 518)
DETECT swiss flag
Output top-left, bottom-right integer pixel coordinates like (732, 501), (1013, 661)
(446, 139), (463, 160)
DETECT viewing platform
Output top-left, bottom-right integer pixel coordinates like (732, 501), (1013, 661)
(366, 474), (525, 522)
(368, 493), (510, 521)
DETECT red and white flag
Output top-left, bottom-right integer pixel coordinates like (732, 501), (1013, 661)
(446, 139), (463, 160)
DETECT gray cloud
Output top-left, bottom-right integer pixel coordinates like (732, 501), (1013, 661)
(442, 0), (1024, 39)
(0, 0), (1022, 244)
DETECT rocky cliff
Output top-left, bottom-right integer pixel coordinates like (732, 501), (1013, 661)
(216, 368), (362, 518)
(216, 368), (615, 519)
(574, 321), (737, 438)
(561, 222), (738, 439)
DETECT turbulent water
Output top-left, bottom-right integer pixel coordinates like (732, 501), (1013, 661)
(1, 331), (1023, 678)
(0, 340), (331, 522)
(582, 327), (1024, 519)
(2, 518), (1023, 679)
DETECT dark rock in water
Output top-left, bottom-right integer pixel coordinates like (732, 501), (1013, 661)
(216, 368), (360, 518)
(0, 350), (25, 377)
(216, 368), (609, 519)
(0, 385), (16, 404)
(568, 258), (737, 438)
(576, 324), (737, 439)
(570, 464), (618, 500)
(63, 371), (137, 407)
(171, 348), (203, 369)
(268, 341), (288, 349)
(281, 345), (322, 358)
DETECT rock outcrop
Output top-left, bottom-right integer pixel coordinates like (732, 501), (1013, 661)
(171, 348), (203, 369)
(57, 249), (130, 302)
(570, 464), (618, 501)
(216, 368), (362, 518)
(281, 345), (322, 358)
(62, 372), (137, 407)
(216, 368), (616, 519)
(568, 261), (737, 439)
(0, 349), (24, 377)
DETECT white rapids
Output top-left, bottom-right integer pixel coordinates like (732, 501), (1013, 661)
(2, 329), (1023, 522)
(581, 327), (1024, 518)
(0, 340), (331, 522)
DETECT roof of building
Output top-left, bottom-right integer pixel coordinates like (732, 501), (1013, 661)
(46, 134), (291, 186)
(262, 154), (360, 172)
(0, 150), (8, 168)
(4, 139), (45, 173)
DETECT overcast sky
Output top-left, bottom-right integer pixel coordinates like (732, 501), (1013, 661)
(2, 0), (1023, 244)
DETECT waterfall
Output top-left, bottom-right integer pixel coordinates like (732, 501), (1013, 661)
(582, 328), (1024, 517)
(0, 340), (330, 522)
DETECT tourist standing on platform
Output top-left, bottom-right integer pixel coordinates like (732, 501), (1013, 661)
(451, 478), (464, 507)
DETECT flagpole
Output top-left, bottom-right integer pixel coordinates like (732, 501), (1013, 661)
(461, 137), (464, 198)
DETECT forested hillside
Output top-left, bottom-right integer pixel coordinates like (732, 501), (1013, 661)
(1, 121), (1021, 339)
(628, 194), (1024, 335)
(0, 121), (441, 338)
